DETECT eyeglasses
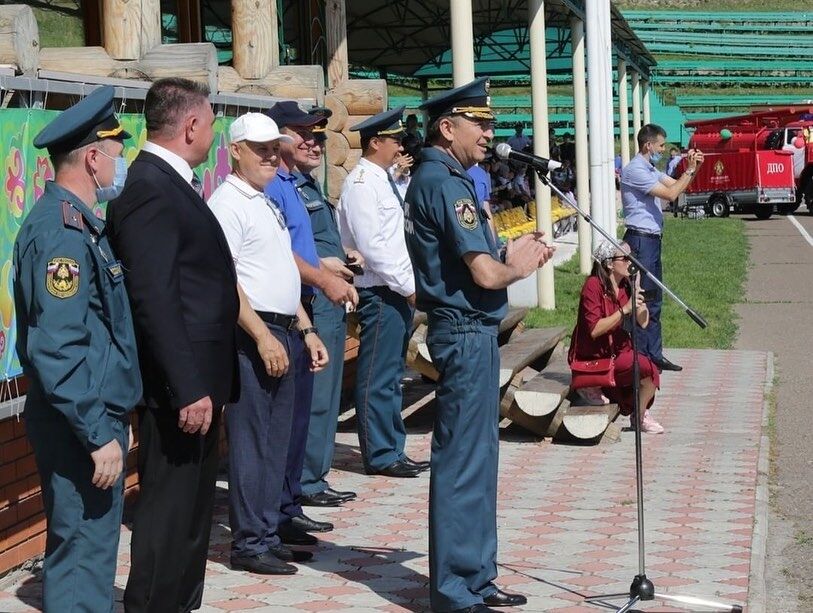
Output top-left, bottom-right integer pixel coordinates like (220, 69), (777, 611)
(611, 255), (630, 262)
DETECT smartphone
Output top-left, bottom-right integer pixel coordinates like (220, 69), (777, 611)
(345, 256), (364, 276)
(641, 288), (657, 302)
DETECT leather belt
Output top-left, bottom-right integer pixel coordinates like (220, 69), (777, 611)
(625, 227), (662, 240)
(256, 311), (299, 330)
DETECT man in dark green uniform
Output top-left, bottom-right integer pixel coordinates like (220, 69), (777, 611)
(404, 77), (553, 613)
(13, 86), (142, 612)
(295, 110), (361, 510)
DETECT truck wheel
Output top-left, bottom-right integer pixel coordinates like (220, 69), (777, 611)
(708, 195), (730, 218)
(755, 208), (773, 220)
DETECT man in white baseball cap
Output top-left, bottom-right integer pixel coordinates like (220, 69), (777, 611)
(209, 112), (328, 575)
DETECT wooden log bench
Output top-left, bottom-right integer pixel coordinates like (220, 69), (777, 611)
(498, 326), (566, 388)
(554, 403), (622, 444)
(499, 357), (570, 436)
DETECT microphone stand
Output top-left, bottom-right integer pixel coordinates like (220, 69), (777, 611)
(531, 167), (742, 613)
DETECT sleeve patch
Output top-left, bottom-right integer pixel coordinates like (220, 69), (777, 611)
(46, 257), (80, 298)
(454, 198), (479, 230)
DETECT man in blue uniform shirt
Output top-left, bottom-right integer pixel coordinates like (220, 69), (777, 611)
(404, 77), (553, 613)
(13, 86), (142, 612)
(265, 102), (359, 543)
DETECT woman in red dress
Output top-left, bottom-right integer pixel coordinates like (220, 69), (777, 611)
(570, 240), (664, 433)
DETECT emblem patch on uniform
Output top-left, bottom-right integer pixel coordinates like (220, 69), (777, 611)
(46, 257), (80, 298)
(454, 198), (478, 230)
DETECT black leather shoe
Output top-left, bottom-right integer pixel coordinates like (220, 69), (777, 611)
(299, 491), (345, 507)
(278, 521), (318, 545)
(268, 544), (313, 563)
(291, 513), (334, 533)
(230, 552), (297, 575)
(655, 357), (683, 372)
(373, 460), (421, 478)
(324, 487), (357, 501)
(483, 589), (528, 607)
(402, 456), (430, 472)
(449, 605), (500, 613)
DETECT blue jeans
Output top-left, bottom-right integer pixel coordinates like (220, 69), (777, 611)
(226, 325), (295, 557)
(354, 286), (412, 472)
(623, 230), (663, 363)
(426, 319), (500, 611)
(300, 293), (347, 496)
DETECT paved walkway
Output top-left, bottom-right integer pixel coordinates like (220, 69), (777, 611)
(0, 347), (770, 612)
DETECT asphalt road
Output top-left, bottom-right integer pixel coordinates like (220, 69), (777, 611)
(733, 208), (813, 611)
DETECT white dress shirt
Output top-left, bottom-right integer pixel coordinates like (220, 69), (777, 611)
(142, 141), (194, 185)
(338, 158), (415, 297)
(208, 174), (301, 315)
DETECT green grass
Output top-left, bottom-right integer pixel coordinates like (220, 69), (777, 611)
(525, 216), (749, 351)
(31, 4), (84, 48)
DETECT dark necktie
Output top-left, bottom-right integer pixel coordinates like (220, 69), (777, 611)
(191, 175), (204, 199)
(387, 172), (406, 208)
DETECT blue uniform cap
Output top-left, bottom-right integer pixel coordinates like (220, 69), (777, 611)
(267, 100), (324, 129)
(308, 106), (332, 141)
(33, 85), (131, 156)
(349, 106), (407, 140)
(419, 76), (494, 125)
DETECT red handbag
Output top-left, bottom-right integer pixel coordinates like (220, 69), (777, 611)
(568, 299), (616, 390)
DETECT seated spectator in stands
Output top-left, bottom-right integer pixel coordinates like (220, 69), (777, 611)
(569, 240), (663, 434)
(507, 123), (531, 152)
(511, 165), (532, 201)
(666, 147), (682, 178)
(559, 132), (575, 165)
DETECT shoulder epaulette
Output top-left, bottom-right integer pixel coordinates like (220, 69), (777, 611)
(61, 201), (84, 231)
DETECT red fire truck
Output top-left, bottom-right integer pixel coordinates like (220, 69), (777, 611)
(675, 106), (813, 219)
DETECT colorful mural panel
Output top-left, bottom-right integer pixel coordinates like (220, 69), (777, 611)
(0, 109), (234, 380)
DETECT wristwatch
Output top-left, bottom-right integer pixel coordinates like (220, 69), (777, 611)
(686, 169), (696, 177)
(300, 326), (319, 338)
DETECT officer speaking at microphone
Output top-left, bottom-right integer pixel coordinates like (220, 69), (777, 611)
(404, 77), (554, 613)
(13, 86), (142, 612)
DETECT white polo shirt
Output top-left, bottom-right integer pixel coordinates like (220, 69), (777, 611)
(338, 158), (415, 297)
(208, 174), (300, 316)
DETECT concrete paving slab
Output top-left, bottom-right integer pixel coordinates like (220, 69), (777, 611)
(0, 348), (769, 612)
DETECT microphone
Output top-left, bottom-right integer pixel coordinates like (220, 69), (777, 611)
(494, 143), (562, 174)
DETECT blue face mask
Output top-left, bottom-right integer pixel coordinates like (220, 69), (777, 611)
(94, 151), (128, 202)
(649, 152), (663, 164)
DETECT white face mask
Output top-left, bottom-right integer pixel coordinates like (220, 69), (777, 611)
(92, 149), (128, 202)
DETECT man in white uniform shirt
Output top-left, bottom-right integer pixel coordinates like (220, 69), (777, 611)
(338, 107), (429, 478)
(208, 113), (327, 575)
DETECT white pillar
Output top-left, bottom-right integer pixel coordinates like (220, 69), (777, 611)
(600, 0), (617, 239)
(631, 70), (642, 142)
(642, 79), (652, 125)
(586, 0), (615, 243)
(450, 0), (475, 86)
(529, 0), (554, 309)
(571, 16), (592, 275)
(617, 58), (631, 167)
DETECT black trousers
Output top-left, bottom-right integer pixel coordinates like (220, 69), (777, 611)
(124, 404), (222, 613)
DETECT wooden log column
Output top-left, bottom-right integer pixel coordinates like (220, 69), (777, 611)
(102, 0), (161, 60)
(0, 5), (39, 73)
(231, 0), (279, 79)
(325, 0), (348, 89)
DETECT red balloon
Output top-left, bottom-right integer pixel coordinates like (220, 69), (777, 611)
(793, 136), (806, 148)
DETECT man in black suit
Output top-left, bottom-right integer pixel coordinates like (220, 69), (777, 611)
(107, 78), (240, 613)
